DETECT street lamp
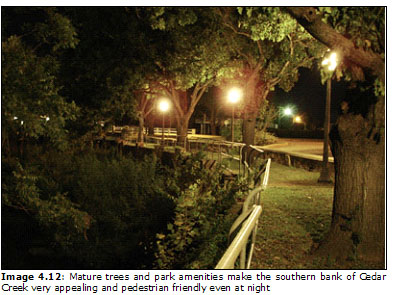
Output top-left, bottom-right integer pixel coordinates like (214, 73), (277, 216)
(318, 51), (337, 183)
(158, 99), (170, 145)
(283, 107), (293, 116)
(294, 115), (306, 130)
(227, 87), (242, 142)
(278, 106), (294, 128)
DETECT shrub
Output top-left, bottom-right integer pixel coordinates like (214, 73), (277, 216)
(64, 152), (175, 268)
(2, 148), (175, 269)
(3, 146), (247, 269)
(155, 155), (247, 269)
(255, 130), (278, 146)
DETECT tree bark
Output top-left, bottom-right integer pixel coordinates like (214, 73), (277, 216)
(242, 113), (257, 146)
(241, 66), (262, 146)
(320, 95), (385, 264)
(176, 117), (189, 147)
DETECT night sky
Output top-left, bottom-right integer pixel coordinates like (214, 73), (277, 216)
(273, 66), (346, 129)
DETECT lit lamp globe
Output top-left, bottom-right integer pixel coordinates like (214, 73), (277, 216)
(322, 52), (338, 71)
(228, 88), (242, 104)
(294, 116), (302, 123)
(284, 107), (293, 116)
(158, 100), (170, 113)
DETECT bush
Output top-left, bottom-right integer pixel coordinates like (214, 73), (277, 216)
(3, 146), (247, 269)
(155, 154), (247, 269)
(65, 151), (175, 268)
(2, 148), (175, 269)
(220, 120), (243, 142)
(255, 130), (278, 146)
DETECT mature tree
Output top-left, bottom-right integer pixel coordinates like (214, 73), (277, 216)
(59, 8), (160, 136)
(2, 7), (79, 154)
(143, 8), (235, 144)
(1, 7), (90, 247)
(215, 7), (323, 145)
(286, 7), (385, 265)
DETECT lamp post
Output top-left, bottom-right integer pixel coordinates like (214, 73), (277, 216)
(318, 51), (337, 183)
(158, 99), (170, 145)
(227, 87), (242, 142)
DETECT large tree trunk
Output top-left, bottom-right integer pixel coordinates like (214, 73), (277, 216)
(242, 113), (257, 146)
(176, 116), (190, 147)
(319, 96), (385, 265)
(241, 69), (259, 146)
(209, 108), (217, 135)
(240, 65), (270, 146)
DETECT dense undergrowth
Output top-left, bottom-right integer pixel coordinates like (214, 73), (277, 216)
(2, 146), (247, 269)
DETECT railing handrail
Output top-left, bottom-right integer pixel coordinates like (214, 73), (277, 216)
(215, 153), (271, 269)
(242, 185), (265, 213)
(215, 205), (262, 269)
(262, 158), (271, 189)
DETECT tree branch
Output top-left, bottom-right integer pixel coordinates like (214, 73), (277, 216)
(269, 35), (294, 86)
(217, 7), (253, 39)
(285, 7), (384, 80)
(257, 40), (264, 57)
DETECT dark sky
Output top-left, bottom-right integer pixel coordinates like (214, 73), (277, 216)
(273, 66), (346, 128)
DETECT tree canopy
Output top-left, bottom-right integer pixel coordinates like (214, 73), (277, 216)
(2, 7), (79, 151)
(214, 7), (323, 144)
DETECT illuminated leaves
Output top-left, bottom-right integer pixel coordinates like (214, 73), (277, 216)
(319, 7), (384, 54)
(236, 7), (298, 42)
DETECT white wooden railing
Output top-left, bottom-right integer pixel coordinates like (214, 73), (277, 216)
(215, 158), (271, 269)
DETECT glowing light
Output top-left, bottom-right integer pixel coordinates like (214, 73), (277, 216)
(158, 99), (170, 112)
(294, 116), (302, 123)
(322, 52), (337, 71)
(284, 107), (293, 116)
(228, 87), (242, 104)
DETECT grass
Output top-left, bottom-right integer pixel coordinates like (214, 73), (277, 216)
(250, 162), (335, 269)
(249, 162), (382, 269)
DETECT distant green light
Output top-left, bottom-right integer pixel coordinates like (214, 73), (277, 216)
(283, 107), (292, 116)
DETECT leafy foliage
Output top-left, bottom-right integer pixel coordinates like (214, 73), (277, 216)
(2, 147), (177, 269)
(155, 154), (247, 269)
(2, 33), (78, 151)
(2, 157), (90, 248)
(319, 7), (384, 55)
(3, 146), (245, 269)
(67, 151), (174, 268)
